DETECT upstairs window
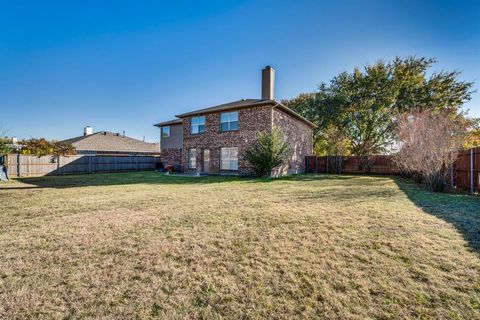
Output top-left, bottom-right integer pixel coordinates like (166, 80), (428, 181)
(191, 116), (205, 134)
(220, 147), (238, 170)
(220, 111), (238, 131)
(162, 126), (170, 138)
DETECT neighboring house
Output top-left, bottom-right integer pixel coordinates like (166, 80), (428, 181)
(61, 127), (160, 155)
(154, 66), (315, 176)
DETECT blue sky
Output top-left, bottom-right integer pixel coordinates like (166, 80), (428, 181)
(1, 0), (479, 142)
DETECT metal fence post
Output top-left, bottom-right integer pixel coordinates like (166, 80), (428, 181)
(471, 148), (475, 194)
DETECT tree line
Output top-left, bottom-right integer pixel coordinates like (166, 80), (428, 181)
(283, 56), (478, 191)
(283, 56), (478, 156)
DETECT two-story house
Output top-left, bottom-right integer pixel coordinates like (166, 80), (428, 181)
(154, 66), (315, 176)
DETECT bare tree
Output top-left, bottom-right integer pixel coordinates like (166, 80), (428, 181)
(394, 110), (467, 192)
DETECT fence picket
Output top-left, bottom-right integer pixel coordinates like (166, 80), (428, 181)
(5, 154), (160, 177)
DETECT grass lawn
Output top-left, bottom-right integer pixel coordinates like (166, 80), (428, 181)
(0, 172), (479, 319)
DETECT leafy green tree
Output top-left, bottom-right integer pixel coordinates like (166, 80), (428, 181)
(244, 128), (289, 177)
(284, 56), (475, 156)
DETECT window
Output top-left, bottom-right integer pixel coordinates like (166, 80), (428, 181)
(189, 148), (196, 169)
(221, 147), (238, 170)
(191, 116), (205, 134)
(162, 126), (170, 138)
(220, 111), (238, 131)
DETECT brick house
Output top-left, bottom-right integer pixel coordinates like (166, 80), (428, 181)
(154, 66), (315, 176)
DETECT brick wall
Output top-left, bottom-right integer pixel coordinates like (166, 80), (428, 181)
(160, 148), (183, 171)
(181, 105), (273, 175)
(272, 108), (313, 176)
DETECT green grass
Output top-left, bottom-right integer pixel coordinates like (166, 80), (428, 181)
(0, 172), (479, 319)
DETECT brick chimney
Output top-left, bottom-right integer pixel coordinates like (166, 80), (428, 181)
(261, 66), (275, 100)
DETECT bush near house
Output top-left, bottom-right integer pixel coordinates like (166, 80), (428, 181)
(244, 127), (289, 177)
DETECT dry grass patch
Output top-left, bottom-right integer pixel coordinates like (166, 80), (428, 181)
(0, 172), (479, 319)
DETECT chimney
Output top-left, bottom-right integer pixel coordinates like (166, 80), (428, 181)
(84, 126), (93, 136)
(261, 66), (275, 100)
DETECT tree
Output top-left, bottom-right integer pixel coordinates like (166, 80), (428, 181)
(0, 126), (13, 155)
(464, 128), (480, 149)
(393, 110), (468, 192)
(284, 57), (475, 156)
(21, 138), (76, 156)
(244, 128), (289, 177)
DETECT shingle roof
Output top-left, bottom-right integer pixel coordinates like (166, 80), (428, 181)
(164, 99), (316, 128)
(153, 119), (183, 127)
(174, 99), (270, 118)
(60, 132), (160, 154)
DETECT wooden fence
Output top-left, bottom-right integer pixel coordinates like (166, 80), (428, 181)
(306, 147), (480, 195)
(453, 148), (480, 194)
(3, 154), (161, 177)
(305, 155), (399, 175)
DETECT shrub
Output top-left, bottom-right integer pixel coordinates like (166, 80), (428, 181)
(394, 110), (467, 192)
(244, 128), (289, 177)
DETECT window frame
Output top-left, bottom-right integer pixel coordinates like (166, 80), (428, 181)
(190, 116), (206, 134)
(220, 147), (239, 171)
(220, 111), (239, 132)
(161, 126), (171, 138)
(188, 148), (197, 169)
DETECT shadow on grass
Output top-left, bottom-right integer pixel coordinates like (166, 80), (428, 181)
(2, 172), (363, 190)
(5, 171), (245, 189)
(394, 177), (480, 254)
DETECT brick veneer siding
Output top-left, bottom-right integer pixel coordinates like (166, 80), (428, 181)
(160, 148), (183, 171)
(181, 105), (273, 176)
(272, 108), (313, 176)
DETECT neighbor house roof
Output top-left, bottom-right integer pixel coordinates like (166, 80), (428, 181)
(154, 99), (316, 128)
(60, 132), (160, 154)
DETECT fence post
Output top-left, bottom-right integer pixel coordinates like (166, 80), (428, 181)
(114, 156), (117, 172)
(88, 156), (92, 174)
(136, 155), (139, 171)
(471, 148), (475, 194)
(57, 155), (61, 175)
(26, 155), (31, 176)
(17, 154), (21, 177)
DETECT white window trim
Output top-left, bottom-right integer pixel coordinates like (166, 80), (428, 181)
(220, 111), (239, 132)
(220, 147), (239, 170)
(191, 116), (206, 134)
(162, 126), (170, 138)
(189, 148), (196, 169)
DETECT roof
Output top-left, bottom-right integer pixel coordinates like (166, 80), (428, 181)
(60, 132), (160, 154)
(153, 119), (183, 127)
(174, 99), (269, 118)
(167, 99), (316, 128)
